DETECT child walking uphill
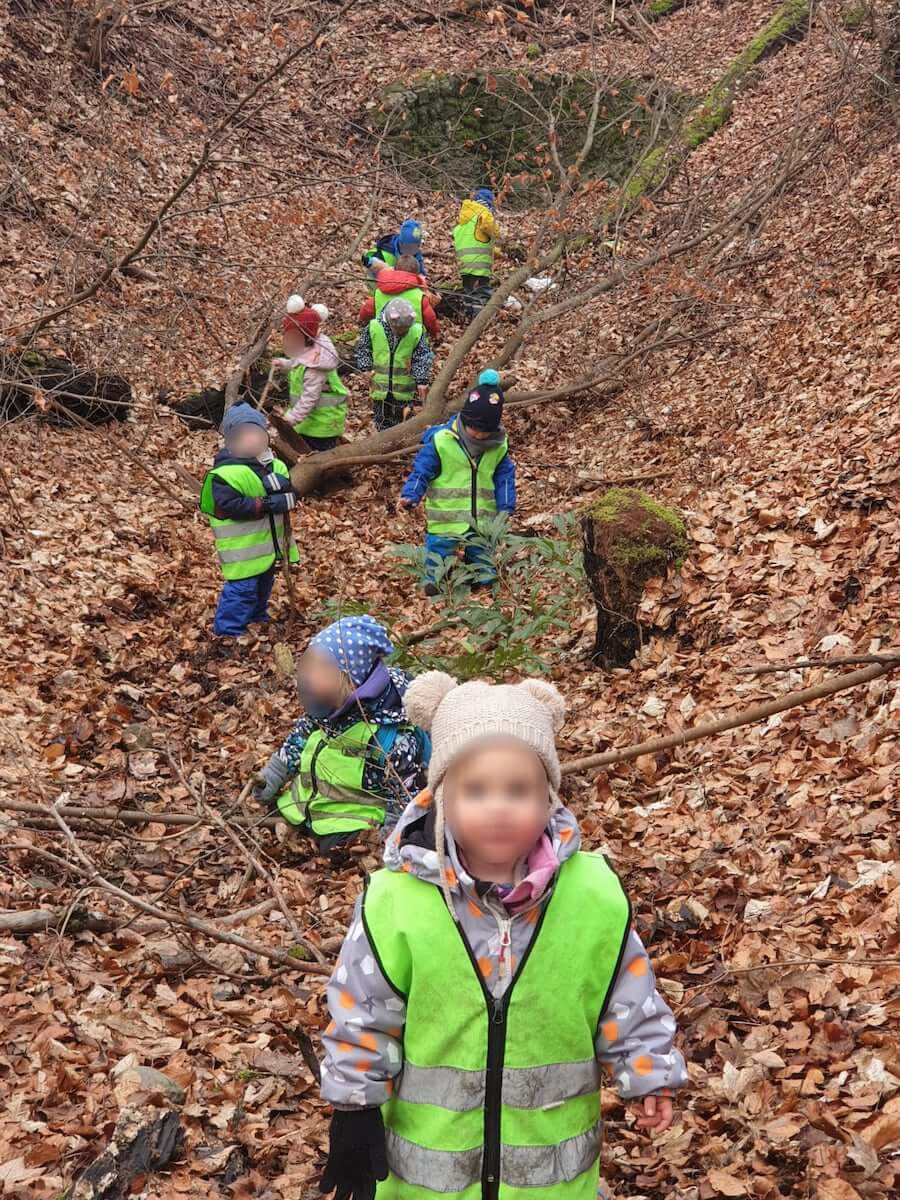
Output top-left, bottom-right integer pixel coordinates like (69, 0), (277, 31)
(199, 403), (298, 638)
(453, 187), (499, 318)
(272, 295), (348, 452)
(400, 372), (514, 592)
(318, 673), (688, 1199)
(252, 616), (430, 854)
(357, 298), (433, 431)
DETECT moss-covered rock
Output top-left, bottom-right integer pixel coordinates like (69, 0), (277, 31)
(362, 70), (690, 208)
(581, 488), (688, 666)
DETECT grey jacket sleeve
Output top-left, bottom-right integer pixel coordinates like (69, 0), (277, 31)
(595, 930), (688, 1100)
(320, 895), (407, 1108)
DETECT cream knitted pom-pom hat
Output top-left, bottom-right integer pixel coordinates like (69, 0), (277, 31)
(404, 672), (566, 792)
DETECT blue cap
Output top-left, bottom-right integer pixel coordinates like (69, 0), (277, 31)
(478, 369), (501, 387)
(221, 402), (266, 437)
(398, 219), (423, 249)
(473, 187), (495, 212)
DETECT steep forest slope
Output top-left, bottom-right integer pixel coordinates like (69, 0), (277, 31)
(1, 2), (898, 1198)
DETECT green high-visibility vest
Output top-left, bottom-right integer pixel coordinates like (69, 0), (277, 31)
(275, 720), (409, 836)
(370, 320), (423, 406)
(424, 424), (507, 536)
(199, 460), (299, 581)
(374, 286), (425, 327)
(453, 215), (494, 279)
(363, 851), (631, 1199)
(286, 364), (350, 438)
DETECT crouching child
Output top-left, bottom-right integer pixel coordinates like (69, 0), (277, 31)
(318, 672), (688, 1198)
(399, 370), (514, 591)
(253, 616), (430, 854)
(199, 402), (298, 637)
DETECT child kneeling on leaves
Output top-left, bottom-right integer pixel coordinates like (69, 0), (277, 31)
(400, 369), (514, 592)
(318, 672), (687, 1199)
(272, 295), (348, 452)
(253, 616), (430, 854)
(199, 403), (298, 638)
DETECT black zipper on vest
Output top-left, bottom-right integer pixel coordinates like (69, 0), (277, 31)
(447, 880), (557, 1199)
(308, 738), (327, 800)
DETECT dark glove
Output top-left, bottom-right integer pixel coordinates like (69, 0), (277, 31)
(262, 491), (297, 515)
(252, 754), (292, 806)
(319, 1108), (388, 1200)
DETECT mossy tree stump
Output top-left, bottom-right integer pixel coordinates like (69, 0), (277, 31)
(581, 488), (688, 666)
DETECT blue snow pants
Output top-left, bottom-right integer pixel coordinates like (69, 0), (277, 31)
(424, 532), (496, 585)
(213, 565), (276, 636)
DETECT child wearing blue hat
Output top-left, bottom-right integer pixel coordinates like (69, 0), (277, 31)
(198, 403), (299, 638)
(363, 219), (427, 284)
(453, 187), (499, 317)
(253, 616), (431, 852)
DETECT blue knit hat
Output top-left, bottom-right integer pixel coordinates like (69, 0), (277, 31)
(473, 187), (495, 212)
(221, 402), (266, 437)
(478, 368), (501, 387)
(309, 616), (394, 687)
(398, 219), (423, 251)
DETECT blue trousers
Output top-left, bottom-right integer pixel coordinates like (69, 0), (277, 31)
(424, 533), (495, 584)
(213, 565), (276, 636)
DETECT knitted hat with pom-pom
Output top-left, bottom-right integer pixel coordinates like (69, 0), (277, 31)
(282, 294), (329, 338)
(404, 673), (565, 792)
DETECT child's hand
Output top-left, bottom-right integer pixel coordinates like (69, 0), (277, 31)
(398, 497), (416, 510)
(633, 1094), (674, 1134)
(271, 357), (291, 370)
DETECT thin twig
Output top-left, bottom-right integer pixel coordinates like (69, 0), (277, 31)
(738, 652), (900, 675)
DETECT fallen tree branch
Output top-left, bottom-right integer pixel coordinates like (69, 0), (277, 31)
(738, 652), (900, 675)
(560, 661), (897, 775)
(0, 907), (117, 937)
(25, 803), (332, 975)
(1, 798), (279, 829)
(168, 751), (325, 963)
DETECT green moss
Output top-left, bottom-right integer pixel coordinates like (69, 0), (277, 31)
(20, 350), (45, 370)
(364, 70), (690, 208)
(331, 327), (358, 346)
(288, 944), (311, 960)
(588, 488), (688, 571)
(648, 0), (675, 15)
(525, 43), (541, 60)
(841, 4), (867, 29)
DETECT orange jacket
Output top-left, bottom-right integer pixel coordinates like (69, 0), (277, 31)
(358, 269), (439, 340)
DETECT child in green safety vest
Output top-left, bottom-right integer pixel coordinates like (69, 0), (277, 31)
(252, 616), (431, 854)
(356, 297), (434, 431)
(198, 403), (299, 637)
(453, 186), (499, 319)
(399, 370), (515, 593)
(318, 672), (687, 1199)
(271, 295), (349, 451)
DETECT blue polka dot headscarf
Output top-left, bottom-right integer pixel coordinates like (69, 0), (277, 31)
(309, 616), (394, 687)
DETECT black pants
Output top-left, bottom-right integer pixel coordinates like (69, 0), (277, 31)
(303, 434), (339, 452)
(461, 273), (492, 318)
(373, 395), (407, 431)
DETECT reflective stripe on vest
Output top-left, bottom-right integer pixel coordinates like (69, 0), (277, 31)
(275, 720), (401, 836)
(199, 460), (298, 580)
(374, 286), (425, 326)
(370, 320), (423, 405)
(453, 216), (493, 278)
(363, 853), (630, 1198)
(424, 426), (507, 536)
(285, 365), (349, 437)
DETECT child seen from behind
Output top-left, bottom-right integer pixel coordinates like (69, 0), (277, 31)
(272, 295), (349, 452)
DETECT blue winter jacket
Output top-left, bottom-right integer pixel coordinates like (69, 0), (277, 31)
(400, 417), (516, 512)
(207, 448), (295, 520)
(364, 233), (427, 277)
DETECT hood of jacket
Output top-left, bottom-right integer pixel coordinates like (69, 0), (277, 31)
(384, 790), (582, 906)
(458, 198), (493, 227)
(419, 417), (505, 458)
(288, 333), (339, 372)
(315, 665), (412, 733)
(375, 268), (426, 296)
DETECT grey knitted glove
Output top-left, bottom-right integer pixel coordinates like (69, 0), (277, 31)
(253, 753), (292, 807)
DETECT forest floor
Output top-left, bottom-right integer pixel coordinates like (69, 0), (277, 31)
(1, 2), (899, 1198)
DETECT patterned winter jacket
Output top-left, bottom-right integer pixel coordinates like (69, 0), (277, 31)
(320, 798), (688, 1107)
(275, 667), (427, 829)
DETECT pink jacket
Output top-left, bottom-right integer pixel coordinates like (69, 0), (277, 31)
(283, 334), (340, 426)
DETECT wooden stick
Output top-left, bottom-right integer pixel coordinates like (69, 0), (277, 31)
(560, 662), (896, 775)
(737, 652), (900, 675)
(1, 799), (279, 829)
